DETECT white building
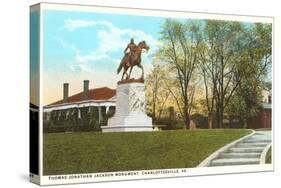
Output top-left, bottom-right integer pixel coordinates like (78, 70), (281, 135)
(43, 80), (116, 127)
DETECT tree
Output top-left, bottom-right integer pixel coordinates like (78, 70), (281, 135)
(225, 23), (272, 126)
(156, 19), (201, 129)
(154, 19), (272, 129)
(145, 62), (171, 121)
(196, 27), (216, 129)
(197, 20), (244, 128)
(198, 20), (272, 128)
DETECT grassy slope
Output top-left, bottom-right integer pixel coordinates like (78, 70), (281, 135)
(266, 146), (272, 164)
(43, 129), (250, 175)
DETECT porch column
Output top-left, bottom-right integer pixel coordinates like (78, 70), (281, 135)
(98, 106), (102, 123)
(77, 109), (81, 119)
(105, 106), (109, 113)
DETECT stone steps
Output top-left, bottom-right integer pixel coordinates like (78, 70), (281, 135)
(211, 158), (260, 166)
(206, 131), (271, 167)
(219, 152), (260, 159)
(243, 139), (271, 143)
(228, 147), (264, 153)
(237, 143), (269, 147)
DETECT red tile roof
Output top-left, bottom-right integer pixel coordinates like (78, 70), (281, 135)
(48, 87), (116, 106)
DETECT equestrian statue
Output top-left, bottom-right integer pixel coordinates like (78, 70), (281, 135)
(117, 38), (149, 82)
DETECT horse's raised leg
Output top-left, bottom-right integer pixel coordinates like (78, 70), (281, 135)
(122, 66), (130, 80)
(121, 71), (124, 80)
(128, 66), (133, 79)
(121, 69), (126, 80)
(125, 72), (129, 80)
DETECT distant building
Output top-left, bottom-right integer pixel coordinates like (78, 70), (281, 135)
(247, 94), (272, 129)
(43, 80), (116, 132)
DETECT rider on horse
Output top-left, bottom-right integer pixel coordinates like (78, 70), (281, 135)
(123, 38), (137, 67)
(117, 40), (149, 81)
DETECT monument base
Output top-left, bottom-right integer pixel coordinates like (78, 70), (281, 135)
(102, 113), (154, 132)
(101, 125), (154, 132)
(101, 82), (154, 132)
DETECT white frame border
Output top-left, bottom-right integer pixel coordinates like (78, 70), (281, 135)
(37, 2), (274, 185)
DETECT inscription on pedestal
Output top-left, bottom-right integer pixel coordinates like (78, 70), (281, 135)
(129, 86), (145, 113)
(101, 82), (153, 132)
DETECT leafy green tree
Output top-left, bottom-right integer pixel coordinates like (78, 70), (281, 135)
(156, 19), (201, 129)
(145, 62), (171, 121)
(199, 20), (272, 128)
(225, 23), (272, 126)
(197, 20), (245, 128)
(154, 18), (272, 129)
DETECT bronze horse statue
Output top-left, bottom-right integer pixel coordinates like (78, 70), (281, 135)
(117, 41), (149, 81)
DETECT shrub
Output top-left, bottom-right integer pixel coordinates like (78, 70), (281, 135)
(191, 113), (208, 129)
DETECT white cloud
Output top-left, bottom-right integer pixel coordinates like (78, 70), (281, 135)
(63, 19), (112, 32)
(63, 19), (157, 58)
(68, 63), (93, 73)
(60, 19), (159, 77)
(75, 52), (110, 64)
(58, 37), (80, 54)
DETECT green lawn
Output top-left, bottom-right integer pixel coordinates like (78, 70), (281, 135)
(266, 146), (272, 164)
(43, 129), (250, 175)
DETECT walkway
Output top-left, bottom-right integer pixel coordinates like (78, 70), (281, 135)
(207, 130), (271, 167)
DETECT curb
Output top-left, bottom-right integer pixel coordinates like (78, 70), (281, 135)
(260, 143), (272, 164)
(197, 129), (255, 167)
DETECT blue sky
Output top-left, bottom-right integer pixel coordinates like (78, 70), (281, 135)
(43, 10), (164, 73)
(43, 10), (166, 104)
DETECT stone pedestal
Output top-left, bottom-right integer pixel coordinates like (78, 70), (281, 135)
(101, 82), (153, 132)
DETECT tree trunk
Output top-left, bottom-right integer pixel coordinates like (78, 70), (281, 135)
(219, 107), (224, 129)
(152, 103), (156, 123)
(208, 113), (213, 129)
(215, 102), (220, 129)
(183, 102), (190, 129)
(216, 99), (224, 129)
(184, 116), (190, 129)
(243, 118), (247, 129)
(219, 114), (223, 129)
